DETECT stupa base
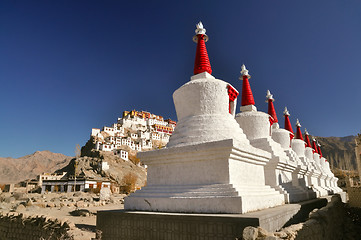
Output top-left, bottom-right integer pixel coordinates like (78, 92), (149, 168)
(125, 139), (285, 214)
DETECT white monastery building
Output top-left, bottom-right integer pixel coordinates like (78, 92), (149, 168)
(91, 110), (176, 160)
(124, 22), (343, 214)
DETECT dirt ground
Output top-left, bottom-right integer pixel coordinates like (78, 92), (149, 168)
(0, 192), (125, 240)
(23, 203), (124, 239)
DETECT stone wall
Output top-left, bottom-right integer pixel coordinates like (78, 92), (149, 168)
(0, 211), (74, 240)
(242, 194), (347, 240)
(348, 186), (361, 208)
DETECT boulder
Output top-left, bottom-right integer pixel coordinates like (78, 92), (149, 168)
(100, 187), (111, 201)
(243, 226), (258, 240)
(25, 198), (33, 207)
(15, 204), (26, 212)
(75, 200), (85, 208)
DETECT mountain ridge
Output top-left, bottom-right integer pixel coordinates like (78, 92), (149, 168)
(0, 151), (72, 184)
(315, 135), (356, 170)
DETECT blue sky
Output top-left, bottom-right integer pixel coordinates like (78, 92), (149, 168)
(1, 1), (361, 158)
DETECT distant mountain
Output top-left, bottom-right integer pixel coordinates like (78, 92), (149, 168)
(317, 135), (357, 171)
(0, 151), (72, 184)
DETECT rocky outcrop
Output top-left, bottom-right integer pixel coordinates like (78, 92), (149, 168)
(241, 194), (359, 240)
(317, 135), (356, 170)
(56, 153), (147, 189)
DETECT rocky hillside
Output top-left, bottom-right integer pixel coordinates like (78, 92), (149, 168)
(317, 135), (356, 170)
(56, 152), (147, 190)
(0, 151), (72, 184)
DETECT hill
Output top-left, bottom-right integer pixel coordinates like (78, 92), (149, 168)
(0, 151), (72, 184)
(56, 151), (147, 190)
(317, 135), (356, 170)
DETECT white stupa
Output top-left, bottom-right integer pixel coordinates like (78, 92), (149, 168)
(124, 22), (284, 213)
(236, 85), (310, 203)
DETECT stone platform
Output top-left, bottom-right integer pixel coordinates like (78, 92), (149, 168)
(96, 197), (331, 240)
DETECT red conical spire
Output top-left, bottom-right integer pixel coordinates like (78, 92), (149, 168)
(312, 138), (319, 154)
(266, 90), (278, 125)
(304, 129), (312, 148)
(283, 107), (294, 140)
(240, 64), (255, 106)
(317, 142), (323, 158)
(295, 119), (304, 140)
(193, 22), (212, 75)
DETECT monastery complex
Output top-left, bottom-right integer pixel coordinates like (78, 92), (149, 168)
(91, 110), (176, 161)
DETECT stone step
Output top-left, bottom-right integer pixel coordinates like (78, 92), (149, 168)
(131, 184), (284, 198)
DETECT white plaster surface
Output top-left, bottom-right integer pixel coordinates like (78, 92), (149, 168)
(235, 111), (270, 140)
(291, 139), (306, 157)
(125, 74), (285, 213)
(236, 111), (311, 203)
(125, 139), (284, 213)
(271, 128), (291, 149)
(168, 75), (249, 148)
(124, 70), (344, 213)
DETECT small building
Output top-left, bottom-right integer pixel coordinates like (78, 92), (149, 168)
(115, 149), (129, 161)
(41, 174), (111, 193)
(91, 128), (101, 136)
(101, 161), (109, 171)
(38, 172), (67, 187)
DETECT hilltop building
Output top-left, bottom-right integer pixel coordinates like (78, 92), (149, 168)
(91, 110), (176, 160)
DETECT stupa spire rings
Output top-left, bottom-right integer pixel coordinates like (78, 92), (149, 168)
(312, 137), (319, 154)
(266, 90), (278, 124)
(295, 119), (304, 140)
(193, 21), (212, 75)
(304, 128), (312, 147)
(240, 64), (251, 79)
(193, 21), (208, 43)
(283, 107), (294, 141)
(239, 64), (255, 108)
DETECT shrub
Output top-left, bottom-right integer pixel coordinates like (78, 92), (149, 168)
(121, 173), (138, 194)
(128, 154), (140, 165)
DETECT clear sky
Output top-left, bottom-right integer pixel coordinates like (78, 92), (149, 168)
(1, 1), (361, 158)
